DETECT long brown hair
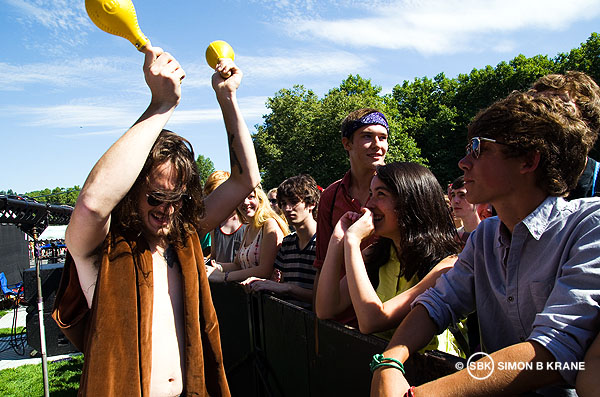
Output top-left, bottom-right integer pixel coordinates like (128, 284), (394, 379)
(364, 162), (460, 285)
(112, 130), (205, 247)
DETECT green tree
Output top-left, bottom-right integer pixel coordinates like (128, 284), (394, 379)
(25, 187), (80, 206)
(196, 154), (216, 187)
(254, 75), (423, 189)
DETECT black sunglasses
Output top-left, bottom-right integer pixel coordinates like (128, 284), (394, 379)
(465, 137), (514, 159)
(146, 193), (190, 207)
(269, 199), (278, 205)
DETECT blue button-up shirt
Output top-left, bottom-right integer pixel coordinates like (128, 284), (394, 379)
(415, 196), (600, 392)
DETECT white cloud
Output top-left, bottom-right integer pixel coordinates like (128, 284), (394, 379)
(6, 0), (91, 46)
(0, 57), (141, 90)
(277, 0), (600, 54)
(3, 103), (138, 128)
(238, 51), (369, 78)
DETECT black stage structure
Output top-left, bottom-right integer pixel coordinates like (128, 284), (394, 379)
(0, 195), (72, 397)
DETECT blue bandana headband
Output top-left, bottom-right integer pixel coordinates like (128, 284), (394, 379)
(344, 111), (389, 138)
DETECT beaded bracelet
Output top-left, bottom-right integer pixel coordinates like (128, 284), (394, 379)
(369, 353), (405, 374)
(403, 386), (416, 397)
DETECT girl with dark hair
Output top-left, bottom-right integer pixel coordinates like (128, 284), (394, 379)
(316, 162), (465, 354)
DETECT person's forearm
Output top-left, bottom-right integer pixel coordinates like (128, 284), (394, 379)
(284, 283), (314, 303)
(77, 103), (175, 220)
(226, 264), (274, 282)
(344, 236), (390, 334)
(577, 332), (600, 397)
(216, 91), (260, 188)
(315, 236), (346, 319)
(371, 305), (438, 397)
(414, 341), (562, 396)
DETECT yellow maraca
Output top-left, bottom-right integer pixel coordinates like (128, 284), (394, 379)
(85, 0), (150, 52)
(206, 40), (235, 78)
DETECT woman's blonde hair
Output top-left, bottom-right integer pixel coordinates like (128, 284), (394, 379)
(245, 185), (289, 235)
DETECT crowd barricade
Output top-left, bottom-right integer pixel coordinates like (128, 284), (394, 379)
(210, 282), (463, 397)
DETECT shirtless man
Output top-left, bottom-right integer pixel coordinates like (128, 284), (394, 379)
(52, 46), (259, 395)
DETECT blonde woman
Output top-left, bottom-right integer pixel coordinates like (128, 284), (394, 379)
(207, 186), (288, 283)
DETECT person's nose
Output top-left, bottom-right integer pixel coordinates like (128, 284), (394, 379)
(458, 154), (471, 171)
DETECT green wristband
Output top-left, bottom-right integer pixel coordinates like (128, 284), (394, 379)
(369, 353), (405, 374)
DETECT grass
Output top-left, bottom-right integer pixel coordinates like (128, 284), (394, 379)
(0, 355), (83, 396)
(0, 327), (25, 338)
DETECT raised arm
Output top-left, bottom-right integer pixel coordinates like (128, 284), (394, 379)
(66, 47), (184, 307)
(199, 59), (261, 233)
(315, 212), (359, 319)
(344, 210), (457, 334)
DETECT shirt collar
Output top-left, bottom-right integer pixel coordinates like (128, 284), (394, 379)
(494, 196), (560, 245)
(520, 196), (558, 240)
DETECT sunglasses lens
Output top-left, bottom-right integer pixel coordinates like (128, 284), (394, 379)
(147, 194), (162, 206)
(472, 138), (480, 158)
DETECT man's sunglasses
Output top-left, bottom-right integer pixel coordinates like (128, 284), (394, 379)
(465, 137), (514, 159)
(146, 193), (190, 207)
(269, 199), (278, 205)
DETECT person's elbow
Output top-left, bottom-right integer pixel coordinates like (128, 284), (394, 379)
(315, 299), (338, 320)
(356, 307), (388, 334)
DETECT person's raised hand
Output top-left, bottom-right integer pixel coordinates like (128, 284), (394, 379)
(331, 211), (362, 242)
(212, 58), (242, 98)
(345, 207), (375, 243)
(143, 46), (185, 108)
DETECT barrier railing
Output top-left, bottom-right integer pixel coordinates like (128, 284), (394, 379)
(210, 282), (463, 397)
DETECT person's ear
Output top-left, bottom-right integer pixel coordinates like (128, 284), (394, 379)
(307, 203), (316, 213)
(342, 136), (352, 151)
(520, 151), (541, 175)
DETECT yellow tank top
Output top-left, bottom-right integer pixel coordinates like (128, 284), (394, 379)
(375, 246), (466, 358)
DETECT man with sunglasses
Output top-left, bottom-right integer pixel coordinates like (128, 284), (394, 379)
(52, 47), (259, 396)
(372, 88), (600, 396)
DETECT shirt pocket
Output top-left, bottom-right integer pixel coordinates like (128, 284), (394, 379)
(529, 278), (555, 313)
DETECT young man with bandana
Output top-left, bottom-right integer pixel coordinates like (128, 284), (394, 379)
(52, 47), (260, 396)
(371, 88), (600, 397)
(313, 108), (388, 323)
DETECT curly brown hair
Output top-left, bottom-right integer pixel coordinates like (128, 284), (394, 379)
(468, 91), (595, 196)
(530, 71), (600, 144)
(111, 130), (205, 247)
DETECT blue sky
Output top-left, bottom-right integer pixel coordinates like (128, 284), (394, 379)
(2, 0), (600, 194)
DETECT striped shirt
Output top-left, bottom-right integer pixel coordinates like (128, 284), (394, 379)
(273, 232), (317, 309)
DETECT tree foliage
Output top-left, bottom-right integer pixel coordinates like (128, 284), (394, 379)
(23, 187), (80, 206)
(254, 75), (423, 189)
(196, 154), (216, 187)
(256, 33), (600, 188)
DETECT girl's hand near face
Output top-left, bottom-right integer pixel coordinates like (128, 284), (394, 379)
(345, 208), (375, 244)
(332, 211), (363, 242)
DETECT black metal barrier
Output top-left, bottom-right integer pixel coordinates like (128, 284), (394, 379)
(210, 282), (463, 397)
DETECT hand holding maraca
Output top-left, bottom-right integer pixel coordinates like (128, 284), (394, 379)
(144, 47), (185, 109)
(212, 58), (242, 97)
(206, 40), (235, 79)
